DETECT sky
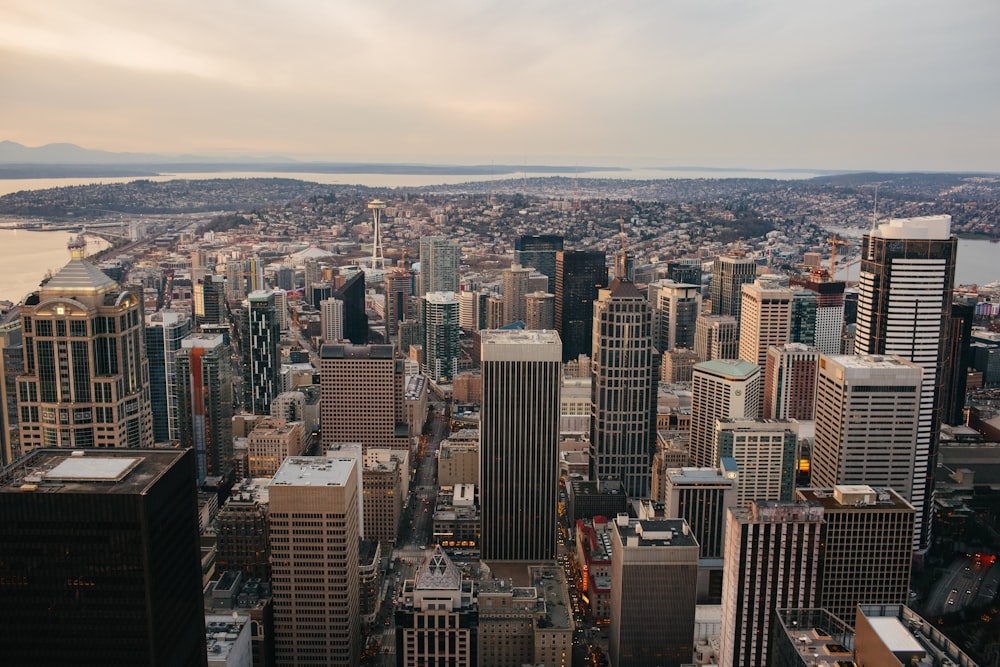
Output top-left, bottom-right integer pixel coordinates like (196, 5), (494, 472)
(1, 1), (998, 171)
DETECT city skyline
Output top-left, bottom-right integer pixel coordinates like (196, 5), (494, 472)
(2, 1), (999, 171)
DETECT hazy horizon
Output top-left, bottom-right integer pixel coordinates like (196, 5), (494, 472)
(3, 1), (998, 172)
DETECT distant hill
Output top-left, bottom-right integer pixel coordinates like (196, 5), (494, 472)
(0, 140), (297, 165)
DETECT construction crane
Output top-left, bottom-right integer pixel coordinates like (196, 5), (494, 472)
(828, 234), (852, 275)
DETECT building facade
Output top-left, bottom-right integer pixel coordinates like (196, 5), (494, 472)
(763, 343), (819, 421)
(145, 309), (191, 443)
(710, 255), (757, 320)
(423, 291), (460, 382)
(418, 236), (460, 296)
(694, 315), (739, 362)
(243, 290), (280, 415)
(648, 279), (702, 352)
(738, 279), (793, 369)
(515, 234), (564, 294)
(176, 332), (234, 484)
(689, 359), (760, 468)
(319, 297), (344, 343)
(555, 250), (608, 362)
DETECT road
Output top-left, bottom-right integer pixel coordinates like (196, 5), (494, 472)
(926, 554), (998, 616)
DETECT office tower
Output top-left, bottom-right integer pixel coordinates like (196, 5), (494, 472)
(458, 289), (489, 331)
(710, 255), (757, 319)
(176, 333), (234, 485)
(319, 343), (410, 452)
(555, 250), (609, 362)
(418, 236), (460, 296)
(217, 478), (271, 579)
(0, 325), (19, 465)
(275, 265), (295, 291)
(663, 460), (738, 560)
(334, 271), (369, 344)
(738, 279), (793, 368)
(384, 269), (413, 338)
(665, 259), (702, 291)
(319, 297), (344, 343)
(855, 215), (957, 548)
(694, 315), (739, 361)
(272, 289), (289, 332)
(247, 418), (304, 478)
(941, 302), (974, 426)
(145, 310), (191, 443)
(0, 448), (206, 665)
(609, 516), (699, 667)
(194, 274), (228, 329)
(309, 280), (336, 311)
(395, 547), (478, 666)
(796, 486), (915, 626)
(811, 355), (922, 540)
(797, 272), (846, 355)
(763, 343), (819, 420)
(485, 296), (505, 329)
(515, 234), (564, 293)
(398, 319), (423, 356)
(269, 456), (360, 666)
(720, 501), (824, 667)
(16, 246), (152, 450)
(243, 290), (280, 414)
(660, 348), (700, 383)
(480, 330), (561, 561)
(648, 279), (702, 352)
(788, 289), (818, 347)
(690, 359), (760, 468)
(524, 291), (555, 330)
(502, 263), (533, 325)
(362, 456), (403, 541)
(591, 278), (655, 497)
(227, 257), (264, 299)
(715, 418), (798, 504)
(423, 291), (460, 382)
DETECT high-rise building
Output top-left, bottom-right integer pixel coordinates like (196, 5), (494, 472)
(418, 236), (460, 296)
(502, 263), (533, 325)
(458, 289), (489, 331)
(660, 348), (700, 383)
(395, 547), (478, 666)
(796, 485), (915, 626)
(480, 330), (561, 561)
(788, 289), (818, 348)
(719, 501), (824, 667)
(710, 255), (757, 320)
(269, 456), (360, 665)
(247, 418), (304, 478)
(0, 323), (20, 466)
(0, 448), (206, 665)
(194, 274), (228, 329)
(555, 250), (608, 362)
(648, 279), (702, 352)
(763, 343), (819, 421)
(524, 291), (555, 330)
(145, 309), (191, 443)
(665, 259), (702, 291)
(216, 478), (271, 580)
(384, 269), (413, 339)
(796, 272), (846, 355)
(319, 343), (410, 452)
(609, 516), (699, 667)
(591, 278), (655, 497)
(515, 234), (564, 294)
(484, 295), (505, 329)
(738, 279), (793, 368)
(694, 315), (739, 361)
(715, 418), (798, 504)
(243, 290), (280, 414)
(320, 297), (344, 343)
(663, 460), (738, 560)
(334, 271), (369, 344)
(854, 215), (957, 548)
(811, 355), (922, 536)
(176, 333), (234, 485)
(689, 359), (760, 468)
(423, 291), (460, 383)
(16, 246), (153, 450)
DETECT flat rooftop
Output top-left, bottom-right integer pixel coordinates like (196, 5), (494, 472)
(617, 519), (699, 548)
(0, 448), (188, 495)
(797, 486), (914, 512)
(271, 456), (355, 487)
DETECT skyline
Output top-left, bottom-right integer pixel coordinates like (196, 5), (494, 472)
(2, 1), (999, 172)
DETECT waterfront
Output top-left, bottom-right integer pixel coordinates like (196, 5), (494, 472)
(0, 229), (110, 303)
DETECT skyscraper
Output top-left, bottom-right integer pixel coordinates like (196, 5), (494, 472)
(176, 332), (233, 485)
(145, 309), (191, 443)
(418, 236), (460, 296)
(715, 418), (798, 504)
(738, 278), (793, 368)
(243, 290), (280, 414)
(194, 274), (227, 329)
(665, 259), (702, 291)
(269, 456), (360, 665)
(514, 234), (564, 293)
(710, 255), (757, 320)
(609, 517), (699, 667)
(319, 343), (410, 452)
(384, 269), (413, 339)
(719, 501), (824, 667)
(811, 355), (922, 540)
(796, 485), (915, 626)
(320, 297), (344, 343)
(854, 214), (957, 548)
(648, 279), (702, 352)
(763, 343), (819, 421)
(941, 302), (974, 426)
(423, 291), (460, 382)
(689, 359), (760, 468)
(0, 448), (206, 665)
(334, 271), (369, 344)
(693, 315), (739, 361)
(480, 330), (561, 561)
(591, 278), (655, 497)
(555, 250), (608, 362)
(663, 460), (738, 560)
(795, 271), (846, 355)
(524, 291), (555, 330)
(502, 263), (533, 325)
(16, 245), (153, 450)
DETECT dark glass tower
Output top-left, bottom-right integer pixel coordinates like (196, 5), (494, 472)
(515, 234), (564, 293)
(0, 448), (206, 665)
(177, 333), (234, 485)
(555, 250), (608, 362)
(243, 290), (280, 414)
(145, 310), (191, 443)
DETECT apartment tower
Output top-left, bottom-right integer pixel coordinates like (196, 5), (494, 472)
(243, 289), (281, 414)
(176, 333), (234, 485)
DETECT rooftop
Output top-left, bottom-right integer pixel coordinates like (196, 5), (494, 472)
(615, 518), (699, 548)
(270, 456), (355, 487)
(796, 486), (915, 512)
(41, 256), (118, 294)
(0, 449), (188, 495)
(693, 358), (759, 380)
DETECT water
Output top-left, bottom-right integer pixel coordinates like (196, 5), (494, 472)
(0, 228), (111, 303)
(834, 238), (1000, 287)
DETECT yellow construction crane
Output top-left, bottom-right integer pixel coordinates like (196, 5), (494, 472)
(828, 234), (852, 274)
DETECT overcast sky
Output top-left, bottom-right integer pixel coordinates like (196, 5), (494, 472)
(2, 1), (998, 171)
